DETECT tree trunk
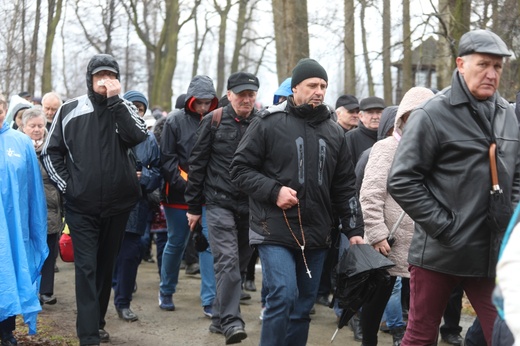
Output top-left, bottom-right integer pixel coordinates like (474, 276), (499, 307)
(215, 0), (232, 97)
(41, 0), (63, 94)
(359, 0), (374, 96)
(28, 0), (42, 97)
(382, 0), (391, 104)
(343, 0), (356, 95)
(272, 0), (309, 83)
(402, 0), (412, 94)
(436, 0), (471, 90)
(230, 0), (248, 74)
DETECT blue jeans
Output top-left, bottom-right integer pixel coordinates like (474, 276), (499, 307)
(160, 206), (215, 307)
(198, 209), (216, 307)
(258, 244), (326, 346)
(384, 277), (405, 329)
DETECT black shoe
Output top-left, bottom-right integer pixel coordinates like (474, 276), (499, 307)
(441, 333), (463, 346)
(315, 295), (330, 307)
(99, 329), (110, 343)
(240, 291), (251, 301)
(390, 326), (406, 346)
(39, 294), (57, 305)
(116, 307), (139, 322)
(225, 327), (247, 345)
(185, 263), (200, 275)
(54, 264), (59, 273)
(349, 314), (363, 341)
(244, 280), (256, 292)
(0, 334), (17, 346)
(209, 323), (222, 334)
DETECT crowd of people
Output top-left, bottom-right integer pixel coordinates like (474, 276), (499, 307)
(1, 28), (520, 346)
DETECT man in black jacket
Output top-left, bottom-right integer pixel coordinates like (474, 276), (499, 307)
(344, 96), (386, 165)
(42, 54), (147, 346)
(186, 72), (259, 345)
(388, 30), (520, 346)
(230, 58), (364, 346)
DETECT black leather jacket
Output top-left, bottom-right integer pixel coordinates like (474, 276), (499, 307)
(388, 71), (520, 277)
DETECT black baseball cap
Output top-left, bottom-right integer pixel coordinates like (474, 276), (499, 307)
(227, 72), (259, 93)
(336, 94), (359, 111)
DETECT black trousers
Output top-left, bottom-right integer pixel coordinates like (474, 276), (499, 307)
(113, 232), (142, 309)
(440, 285), (464, 335)
(0, 316), (16, 339)
(40, 232), (59, 295)
(66, 209), (130, 346)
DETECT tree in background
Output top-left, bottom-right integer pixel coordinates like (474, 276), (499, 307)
(343, 0), (356, 95)
(41, 0), (63, 93)
(272, 0), (309, 84)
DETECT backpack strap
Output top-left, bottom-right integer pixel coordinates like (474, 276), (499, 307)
(211, 107), (223, 131)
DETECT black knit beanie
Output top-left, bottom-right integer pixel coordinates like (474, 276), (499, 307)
(291, 58), (328, 88)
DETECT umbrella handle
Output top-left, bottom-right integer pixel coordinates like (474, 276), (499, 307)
(331, 328), (339, 343)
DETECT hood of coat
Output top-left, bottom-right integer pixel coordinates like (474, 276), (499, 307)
(394, 87), (435, 138)
(377, 106), (398, 140)
(86, 54), (120, 100)
(184, 75), (219, 115)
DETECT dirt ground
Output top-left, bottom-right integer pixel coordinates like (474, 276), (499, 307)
(19, 255), (475, 346)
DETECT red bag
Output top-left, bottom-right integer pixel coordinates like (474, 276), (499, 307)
(59, 233), (74, 262)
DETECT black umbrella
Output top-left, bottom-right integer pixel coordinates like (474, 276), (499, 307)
(330, 244), (395, 342)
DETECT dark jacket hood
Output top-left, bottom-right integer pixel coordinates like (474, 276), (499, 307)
(86, 54), (120, 100)
(185, 75), (218, 115)
(377, 106), (398, 140)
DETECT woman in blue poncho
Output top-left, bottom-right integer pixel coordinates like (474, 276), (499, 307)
(0, 93), (48, 345)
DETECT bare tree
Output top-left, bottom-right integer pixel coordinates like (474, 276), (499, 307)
(343, 0), (356, 95)
(124, 0), (200, 110)
(272, 0), (309, 83)
(191, 7), (211, 77)
(74, 0), (119, 55)
(382, 0), (391, 103)
(213, 0), (233, 97)
(41, 0), (64, 93)
(359, 0), (374, 96)
(402, 0), (412, 94)
(28, 0), (42, 96)
(435, 0), (471, 90)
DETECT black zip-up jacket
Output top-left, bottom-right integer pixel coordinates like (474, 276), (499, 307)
(230, 98), (364, 250)
(185, 104), (257, 215)
(160, 75), (218, 206)
(42, 54), (147, 217)
(388, 70), (520, 277)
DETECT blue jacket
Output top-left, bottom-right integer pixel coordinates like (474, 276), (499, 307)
(0, 122), (48, 334)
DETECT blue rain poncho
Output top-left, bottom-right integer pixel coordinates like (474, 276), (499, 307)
(0, 121), (48, 334)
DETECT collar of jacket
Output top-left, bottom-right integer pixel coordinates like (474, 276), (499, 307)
(286, 96), (331, 126)
(356, 121), (378, 140)
(226, 104), (257, 124)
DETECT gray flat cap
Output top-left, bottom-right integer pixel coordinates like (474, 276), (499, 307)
(458, 29), (511, 57)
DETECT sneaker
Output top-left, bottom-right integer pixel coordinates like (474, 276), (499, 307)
(158, 292), (175, 311)
(203, 305), (213, 318)
(98, 329), (110, 343)
(259, 306), (266, 321)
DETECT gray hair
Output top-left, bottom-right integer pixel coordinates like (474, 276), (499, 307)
(22, 106), (46, 127)
(42, 91), (62, 106)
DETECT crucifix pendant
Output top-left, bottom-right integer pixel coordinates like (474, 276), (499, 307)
(306, 268), (312, 278)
